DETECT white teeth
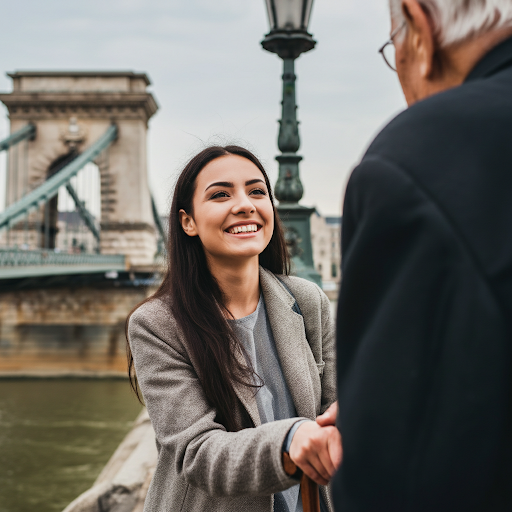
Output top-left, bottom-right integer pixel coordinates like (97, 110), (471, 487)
(229, 224), (258, 234)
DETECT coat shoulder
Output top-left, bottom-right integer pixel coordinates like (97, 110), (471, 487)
(129, 296), (172, 329)
(277, 274), (323, 300)
(128, 296), (182, 347)
(273, 273), (329, 318)
(364, 77), (503, 169)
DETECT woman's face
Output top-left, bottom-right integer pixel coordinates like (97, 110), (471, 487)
(180, 154), (275, 265)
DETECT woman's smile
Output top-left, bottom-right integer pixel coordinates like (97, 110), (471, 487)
(225, 222), (262, 236)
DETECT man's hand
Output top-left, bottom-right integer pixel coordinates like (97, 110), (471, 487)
(316, 401), (338, 427)
(288, 421), (342, 486)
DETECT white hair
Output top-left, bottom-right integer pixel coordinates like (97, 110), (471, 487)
(389, 0), (512, 47)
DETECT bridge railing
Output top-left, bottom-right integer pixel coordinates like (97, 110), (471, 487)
(0, 248), (126, 268)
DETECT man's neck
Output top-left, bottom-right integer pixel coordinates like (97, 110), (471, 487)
(427, 27), (512, 97)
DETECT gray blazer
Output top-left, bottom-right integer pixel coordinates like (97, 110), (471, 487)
(128, 267), (336, 512)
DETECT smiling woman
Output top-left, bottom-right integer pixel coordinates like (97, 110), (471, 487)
(178, 154), (275, 276)
(125, 145), (340, 512)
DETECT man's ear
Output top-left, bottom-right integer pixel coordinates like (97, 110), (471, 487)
(179, 209), (198, 237)
(402, 0), (436, 78)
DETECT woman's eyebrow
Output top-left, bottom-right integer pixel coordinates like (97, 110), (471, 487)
(204, 181), (234, 192)
(245, 179), (265, 186)
(204, 178), (264, 192)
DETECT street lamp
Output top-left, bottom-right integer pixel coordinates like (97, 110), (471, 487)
(262, 0), (321, 286)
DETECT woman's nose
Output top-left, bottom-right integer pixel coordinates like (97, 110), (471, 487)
(232, 193), (255, 214)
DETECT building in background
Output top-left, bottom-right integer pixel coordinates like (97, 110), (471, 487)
(311, 211), (341, 295)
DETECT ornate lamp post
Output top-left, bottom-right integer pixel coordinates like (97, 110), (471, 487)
(262, 0), (321, 285)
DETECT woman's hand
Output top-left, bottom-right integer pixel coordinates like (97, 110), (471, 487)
(288, 421), (342, 486)
(316, 401), (338, 427)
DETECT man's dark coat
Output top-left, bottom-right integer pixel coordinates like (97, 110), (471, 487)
(333, 37), (512, 512)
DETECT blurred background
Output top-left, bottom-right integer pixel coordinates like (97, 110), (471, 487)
(0, 1), (405, 511)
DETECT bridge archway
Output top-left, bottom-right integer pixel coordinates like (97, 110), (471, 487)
(43, 150), (76, 249)
(54, 160), (101, 254)
(0, 71), (159, 266)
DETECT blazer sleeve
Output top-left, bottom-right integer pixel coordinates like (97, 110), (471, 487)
(319, 287), (336, 415)
(128, 305), (302, 498)
(333, 156), (509, 511)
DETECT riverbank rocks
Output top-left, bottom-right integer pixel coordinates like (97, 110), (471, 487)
(62, 408), (157, 512)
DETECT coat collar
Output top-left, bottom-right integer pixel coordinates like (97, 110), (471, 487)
(232, 268), (317, 427)
(465, 35), (512, 83)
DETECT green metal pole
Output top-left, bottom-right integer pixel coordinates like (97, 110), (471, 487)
(274, 57), (321, 286)
(275, 58), (303, 203)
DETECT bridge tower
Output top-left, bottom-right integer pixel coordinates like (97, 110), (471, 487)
(0, 71), (159, 266)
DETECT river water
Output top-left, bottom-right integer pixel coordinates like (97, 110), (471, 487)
(0, 379), (142, 512)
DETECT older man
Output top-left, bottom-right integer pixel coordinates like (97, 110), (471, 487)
(329, 1), (512, 510)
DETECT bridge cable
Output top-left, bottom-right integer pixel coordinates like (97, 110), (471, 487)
(0, 124), (118, 231)
(65, 182), (100, 243)
(0, 124), (36, 153)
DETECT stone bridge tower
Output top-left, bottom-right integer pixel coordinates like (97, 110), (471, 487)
(0, 71), (159, 266)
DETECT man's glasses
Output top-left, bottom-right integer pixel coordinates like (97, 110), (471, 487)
(378, 22), (406, 72)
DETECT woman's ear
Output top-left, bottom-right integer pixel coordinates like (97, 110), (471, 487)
(179, 209), (198, 237)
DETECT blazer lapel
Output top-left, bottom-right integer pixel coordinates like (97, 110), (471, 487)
(260, 268), (317, 420)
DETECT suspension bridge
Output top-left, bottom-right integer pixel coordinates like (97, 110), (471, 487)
(0, 71), (164, 375)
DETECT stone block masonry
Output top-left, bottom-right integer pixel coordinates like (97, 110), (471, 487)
(0, 285), (155, 375)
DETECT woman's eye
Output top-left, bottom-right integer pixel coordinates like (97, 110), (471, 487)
(250, 188), (267, 196)
(210, 191), (229, 199)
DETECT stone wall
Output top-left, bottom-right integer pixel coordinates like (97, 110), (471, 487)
(0, 285), (154, 375)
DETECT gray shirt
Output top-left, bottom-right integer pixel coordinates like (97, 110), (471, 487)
(229, 294), (302, 512)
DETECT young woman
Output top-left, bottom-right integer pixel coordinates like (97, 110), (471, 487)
(127, 145), (339, 512)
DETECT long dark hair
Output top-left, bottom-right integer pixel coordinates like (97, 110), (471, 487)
(126, 145), (290, 431)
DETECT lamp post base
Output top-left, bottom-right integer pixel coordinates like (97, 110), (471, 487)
(277, 203), (322, 287)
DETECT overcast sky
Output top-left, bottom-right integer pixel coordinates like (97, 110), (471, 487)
(0, 0), (406, 217)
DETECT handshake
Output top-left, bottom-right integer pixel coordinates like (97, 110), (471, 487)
(288, 402), (342, 486)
